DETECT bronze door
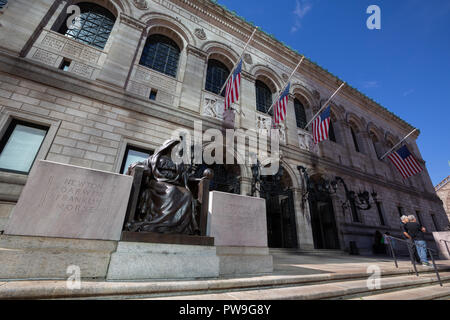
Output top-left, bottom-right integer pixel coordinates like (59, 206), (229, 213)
(265, 190), (298, 248)
(310, 199), (340, 249)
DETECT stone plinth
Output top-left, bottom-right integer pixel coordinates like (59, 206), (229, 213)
(5, 160), (133, 241)
(0, 235), (116, 279)
(216, 246), (273, 276)
(207, 191), (272, 275)
(106, 242), (220, 280)
(432, 231), (450, 260)
(207, 191), (268, 247)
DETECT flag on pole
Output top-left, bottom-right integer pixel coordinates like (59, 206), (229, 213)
(224, 59), (242, 110)
(273, 82), (290, 125)
(387, 145), (423, 178)
(312, 105), (331, 144)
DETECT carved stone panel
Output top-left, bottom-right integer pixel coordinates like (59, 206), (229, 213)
(5, 160), (133, 241)
(133, 0), (150, 10)
(41, 34), (65, 52)
(298, 131), (318, 154)
(128, 80), (149, 97)
(62, 41), (84, 58)
(134, 66), (177, 93)
(194, 28), (207, 40)
(243, 53), (253, 65)
(32, 49), (59, 66)
(256, 114), (286, 144)
(80, 47), (101, 64)
(71, 61), (95, 78)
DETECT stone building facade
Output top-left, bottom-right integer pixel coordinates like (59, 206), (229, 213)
(436, 176), (450, 225)
(0, 0), (447, 254)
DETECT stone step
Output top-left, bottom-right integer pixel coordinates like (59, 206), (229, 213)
(269, 248), (346, 256)
(2, 263), (449, 299)
(135, 272), (450, 300)
(349, 284), (450, 300)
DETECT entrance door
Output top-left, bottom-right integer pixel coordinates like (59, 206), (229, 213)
(264, 190), (298, 248)
(310, 199), (340, 249)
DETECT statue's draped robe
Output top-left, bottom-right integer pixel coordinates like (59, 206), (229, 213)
(135, 140), (197, 234)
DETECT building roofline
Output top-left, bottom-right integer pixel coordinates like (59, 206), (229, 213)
(435, 175), (450, 191)
(202, 0), (417, 134)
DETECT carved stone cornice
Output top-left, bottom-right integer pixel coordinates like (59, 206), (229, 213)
(241, 70), (255, 82)
(119, 13), (147, 31)
(186, 45), (207, 60)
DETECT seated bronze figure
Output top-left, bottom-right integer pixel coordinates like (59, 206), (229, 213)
(124, 139), (212, 236)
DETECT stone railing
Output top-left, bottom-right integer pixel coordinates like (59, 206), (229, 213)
(26, 30), (106, 80)
(127, 65), (180, 107)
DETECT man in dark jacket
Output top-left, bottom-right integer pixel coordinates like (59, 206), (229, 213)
(401, 215), (421, 263)
(404, 215), (430, 266)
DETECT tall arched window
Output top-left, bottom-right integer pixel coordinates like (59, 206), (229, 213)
(255, 80), (273, 114)
(205, 59), (229, 96)
(370, 133), (381, 158)
(350, 127), (360, 152)
(329, 121), (336, 142)
(139, 34), (181, 78)
(58, 2), (116, 50)
(294, 98), (307, 129)
(0, 0), (8, 9)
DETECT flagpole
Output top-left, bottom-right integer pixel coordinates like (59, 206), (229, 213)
(303, 82), (346, 130)
(219, 26), (258, 95)
(266, 56), (305, 115)
(379, 128), (418, 160)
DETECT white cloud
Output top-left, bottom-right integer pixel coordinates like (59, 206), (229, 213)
(291, 0), (312, 33)
(403, 89), (414, 97)
(362, 81), (380, 89)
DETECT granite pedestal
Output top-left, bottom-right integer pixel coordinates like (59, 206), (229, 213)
(0, 160), (133, 280)
(207, 191), (273, 276)
(106, 242), (220, 280)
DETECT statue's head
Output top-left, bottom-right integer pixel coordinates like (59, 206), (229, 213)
(156, 155), (179, 180)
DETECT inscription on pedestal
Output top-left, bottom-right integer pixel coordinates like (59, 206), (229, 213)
(207, 191), (268, 247)
(5, 161), (133, 241)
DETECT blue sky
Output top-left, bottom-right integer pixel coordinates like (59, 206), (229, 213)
(217, 0), (450, 186)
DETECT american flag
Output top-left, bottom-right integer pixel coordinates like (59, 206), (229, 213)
(274, 82), (290, 125)
(387, 145), (423, 178)
(224, 59), (242, 111)
(312, 105), (331, 144)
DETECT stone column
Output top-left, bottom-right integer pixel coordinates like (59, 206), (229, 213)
(178, 45), (207, 113)
(240, 176), (253, 197)
(240, 72), (257, 131)
(292, 188), (315, 250)
(285, 94), (298, 148)
(96, 14), (146, 88)
(0, 0), (58, 55)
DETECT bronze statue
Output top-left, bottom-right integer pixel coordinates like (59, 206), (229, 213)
(124, 139), (212, 235)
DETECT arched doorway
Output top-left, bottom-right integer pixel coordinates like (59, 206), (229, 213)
(307, 175), (340, 249)
(260, 166), (298, 248)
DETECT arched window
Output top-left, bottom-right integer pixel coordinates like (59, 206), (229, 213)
(350, 127), (360, 152)
(205, 59), (229, 96)
(139, 34), (181, 78)
(329, 121), (336, 142)
(294, 98), (307, 129)
(58, 2), (116, 50)
(370, 133), (381, 158)
(0, 0), (8, 9)
(255, 80), (273, 114)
